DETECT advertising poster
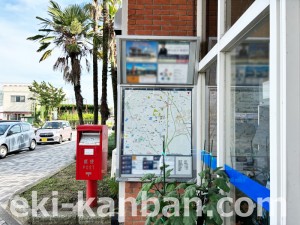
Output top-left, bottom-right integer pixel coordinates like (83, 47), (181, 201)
(126, 62), (157, 83)
(126, 41), (158, 62)
(157, 42), (190, 63)
(125, 40), (191, 84)
(157, 64), (188, 83)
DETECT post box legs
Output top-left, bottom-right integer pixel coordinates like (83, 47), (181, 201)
(86, 180), (98, 207)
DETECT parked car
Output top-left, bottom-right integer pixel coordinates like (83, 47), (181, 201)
(0, 121), (36, 159)
(35, 120), (72, 144)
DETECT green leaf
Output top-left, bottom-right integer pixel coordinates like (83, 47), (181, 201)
(154, 217), (163, 225)
(70, 18), (83, 34)
(39, 36), (55, 43)
(37, 42), (51, 52)
(169, 216), (184, 225)
(205, 202), (223, 225)
(39, 50), (52, 62)
(175, 183), (187, 190)
(166, 183), (176, 192)
(182, 209), (197, 224)
(208, 193), (224, 203)
(36, 16), (51, 23)
(215, 170), (229, 179)
(165, 169), (173, 178)
(136, 191), (142, 204)
(213, 167), (223, 173)
(183, 186), (196, 198)
(166, 191), (178, 198)
(142, 182), (154, 192)
(141, 173), (156, 181)
(38, 29), (54, 32)
(27, 34), (44, 41)
(213, 178), (230, 193)
(154, 176), (163, 184)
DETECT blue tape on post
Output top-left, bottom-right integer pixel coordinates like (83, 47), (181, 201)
(200, 152), (270, 211)
(224, 165), (270, 211)
(201, 151), (217, 170)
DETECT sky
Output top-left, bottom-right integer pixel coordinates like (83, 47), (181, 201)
(0, 0), (113, 106)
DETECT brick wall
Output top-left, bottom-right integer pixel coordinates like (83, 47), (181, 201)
(124, 182), (146, 225)
(128, 0), (197, 36)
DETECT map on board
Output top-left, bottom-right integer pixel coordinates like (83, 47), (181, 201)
(122, 88), (192, 156)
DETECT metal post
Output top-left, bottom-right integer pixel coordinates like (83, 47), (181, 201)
(86, 180), (98, 207)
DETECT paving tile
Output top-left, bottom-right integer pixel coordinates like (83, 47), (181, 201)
(0, 141), (76, 225)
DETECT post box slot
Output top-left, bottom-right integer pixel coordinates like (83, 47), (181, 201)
(79, 132), (101, 145)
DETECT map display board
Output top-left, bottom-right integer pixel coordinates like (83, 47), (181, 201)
(120, 88), (193, 177)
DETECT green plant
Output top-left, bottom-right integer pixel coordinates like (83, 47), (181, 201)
(136, 163), (230, 225)
(108, 131), (116, 157)
(107, 176), (119, 199)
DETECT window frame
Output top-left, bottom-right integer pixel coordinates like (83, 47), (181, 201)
(11, 95), (26, 102)
(197, 0), (279, 224)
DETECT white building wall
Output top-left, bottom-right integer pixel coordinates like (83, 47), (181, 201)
(2, 84), (33, 117)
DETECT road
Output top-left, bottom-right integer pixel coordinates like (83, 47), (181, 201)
(0, 139), (76, 225)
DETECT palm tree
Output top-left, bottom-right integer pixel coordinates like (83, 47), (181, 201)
(85, 0), (102, 125)
(107, 0), (121, 137)
(100, 0), (110, 125)
(27, 1), (90, 125)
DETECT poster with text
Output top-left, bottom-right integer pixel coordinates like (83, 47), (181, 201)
(157, 64), (188, 83)
(157, 42), (190, 63)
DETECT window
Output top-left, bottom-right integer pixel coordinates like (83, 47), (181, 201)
(205, 61), (217, 155)
(227, 16), (269, 181)
(10, 125), (21, 134)
(22, 123), (31, 132)
(199, 0), (271, 223)
(226, 16), (270, 225)
(11, 95), (25, 102)
(225, 0), (256, 31)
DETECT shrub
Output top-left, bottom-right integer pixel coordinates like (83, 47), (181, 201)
(108, 132), (116, 157)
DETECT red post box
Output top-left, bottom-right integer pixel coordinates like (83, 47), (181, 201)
(76, 125), (108, 207)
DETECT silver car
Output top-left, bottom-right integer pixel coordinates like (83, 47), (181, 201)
(0, 121), (37, 159)
(36, 120), (72, 144)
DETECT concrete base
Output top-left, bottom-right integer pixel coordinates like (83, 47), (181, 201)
(6, 200), (111, 225)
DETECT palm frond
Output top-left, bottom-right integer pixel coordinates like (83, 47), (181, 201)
(38, 28), (55, 32)
(39, 36), (55, 43)
(37, 42), (51, 52)
(27, 34), (45, 41)
(53, 57), (67, 72)
(36, 16), (52, 24)
(39, 50), (52, 62)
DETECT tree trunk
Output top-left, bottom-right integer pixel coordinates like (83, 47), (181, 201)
(111, 62), (117, 138)
(93, 41), (99, 124)
(110, 30), (118, 141)
(71, 57), (84, 125)
(100, 0), (110, 125)
(74, 84), (84, 125)
(93, 0), (99, 125)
